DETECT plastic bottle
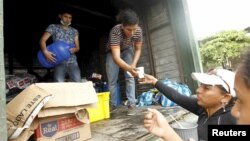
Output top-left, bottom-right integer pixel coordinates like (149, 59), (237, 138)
(102, 81), (109, 92)
(37, 41), (73, 68)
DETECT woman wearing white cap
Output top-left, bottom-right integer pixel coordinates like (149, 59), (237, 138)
(141, 68), (237, 141)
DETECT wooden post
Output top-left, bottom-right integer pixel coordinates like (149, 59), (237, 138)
(0, 0), (7, 140)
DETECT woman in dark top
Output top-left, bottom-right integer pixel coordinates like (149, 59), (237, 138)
(143, 68), (237, 141)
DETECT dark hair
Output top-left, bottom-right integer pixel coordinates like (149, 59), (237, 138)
(116, 9), (139, 26)
(206, 68), (229, 94)
(238, 47), (250, 88)
(216, 85), (228, 94)
(57, 7), (74, 16)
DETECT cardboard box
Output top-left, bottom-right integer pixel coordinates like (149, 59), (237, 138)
(7, 81), (98, 140)
(35, 112), (91, 141)
(35, 82), (98, 108)
(7, 84), (53, 139)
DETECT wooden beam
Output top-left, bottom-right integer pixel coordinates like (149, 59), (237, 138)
(75, 24), (97, 31)
(0, 0), (7, 140)
(60, 2), (114, 21)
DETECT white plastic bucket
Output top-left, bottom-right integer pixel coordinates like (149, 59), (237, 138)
(171, 121), (198, 141)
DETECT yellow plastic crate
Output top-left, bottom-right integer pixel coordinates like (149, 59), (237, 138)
(87, 92), (110, 123)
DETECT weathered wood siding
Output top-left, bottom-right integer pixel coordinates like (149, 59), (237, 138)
(138, 0), (181, 82)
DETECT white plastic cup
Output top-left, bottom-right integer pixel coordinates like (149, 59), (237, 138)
(137, 67), (144, 78)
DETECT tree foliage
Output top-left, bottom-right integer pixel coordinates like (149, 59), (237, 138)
(200, 30), (250, 70)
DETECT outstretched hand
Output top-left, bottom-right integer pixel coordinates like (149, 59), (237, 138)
(138, 74), (158, 85)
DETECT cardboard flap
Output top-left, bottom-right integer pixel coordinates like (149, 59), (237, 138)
(75, 109), (89, 124)
(7, 84), (53, 139)
(9, 119), (39, 141)
(7, 84), (52, 118)
(37, 103), (96, 118)
(35, 81), (98, 108)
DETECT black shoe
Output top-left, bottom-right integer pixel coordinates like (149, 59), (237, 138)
(127, 105), (137, 116)
(110, 105), (117, 113)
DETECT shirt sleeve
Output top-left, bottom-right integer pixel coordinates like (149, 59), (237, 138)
(45, 24), (55, 35)
(73, 28), (79, 37)
(110, 27), (121, 47)
(155, 81), (200, 115)
(135, 26), (143, 42)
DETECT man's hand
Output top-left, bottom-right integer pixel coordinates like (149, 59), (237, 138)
(43, 50), (56, 63)
(69, 47), (79, 54)
(128, 67), (138, 77)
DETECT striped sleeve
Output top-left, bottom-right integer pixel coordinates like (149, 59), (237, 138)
(110, 26), (122, 46)
(135, 26), (143, 42)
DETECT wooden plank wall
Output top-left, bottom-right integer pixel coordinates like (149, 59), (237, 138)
(143, 0), (181, 82)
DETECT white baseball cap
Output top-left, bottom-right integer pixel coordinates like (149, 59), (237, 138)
(191, 68), (235, 97)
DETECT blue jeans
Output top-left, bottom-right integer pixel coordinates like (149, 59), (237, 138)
(106, 47), (136, 106)
(54, 55), (81, 82)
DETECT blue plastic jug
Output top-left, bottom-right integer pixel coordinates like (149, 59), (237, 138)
(37, 41), (74, 68)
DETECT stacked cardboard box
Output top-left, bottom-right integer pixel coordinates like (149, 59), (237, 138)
(7, 82), (98, 141)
